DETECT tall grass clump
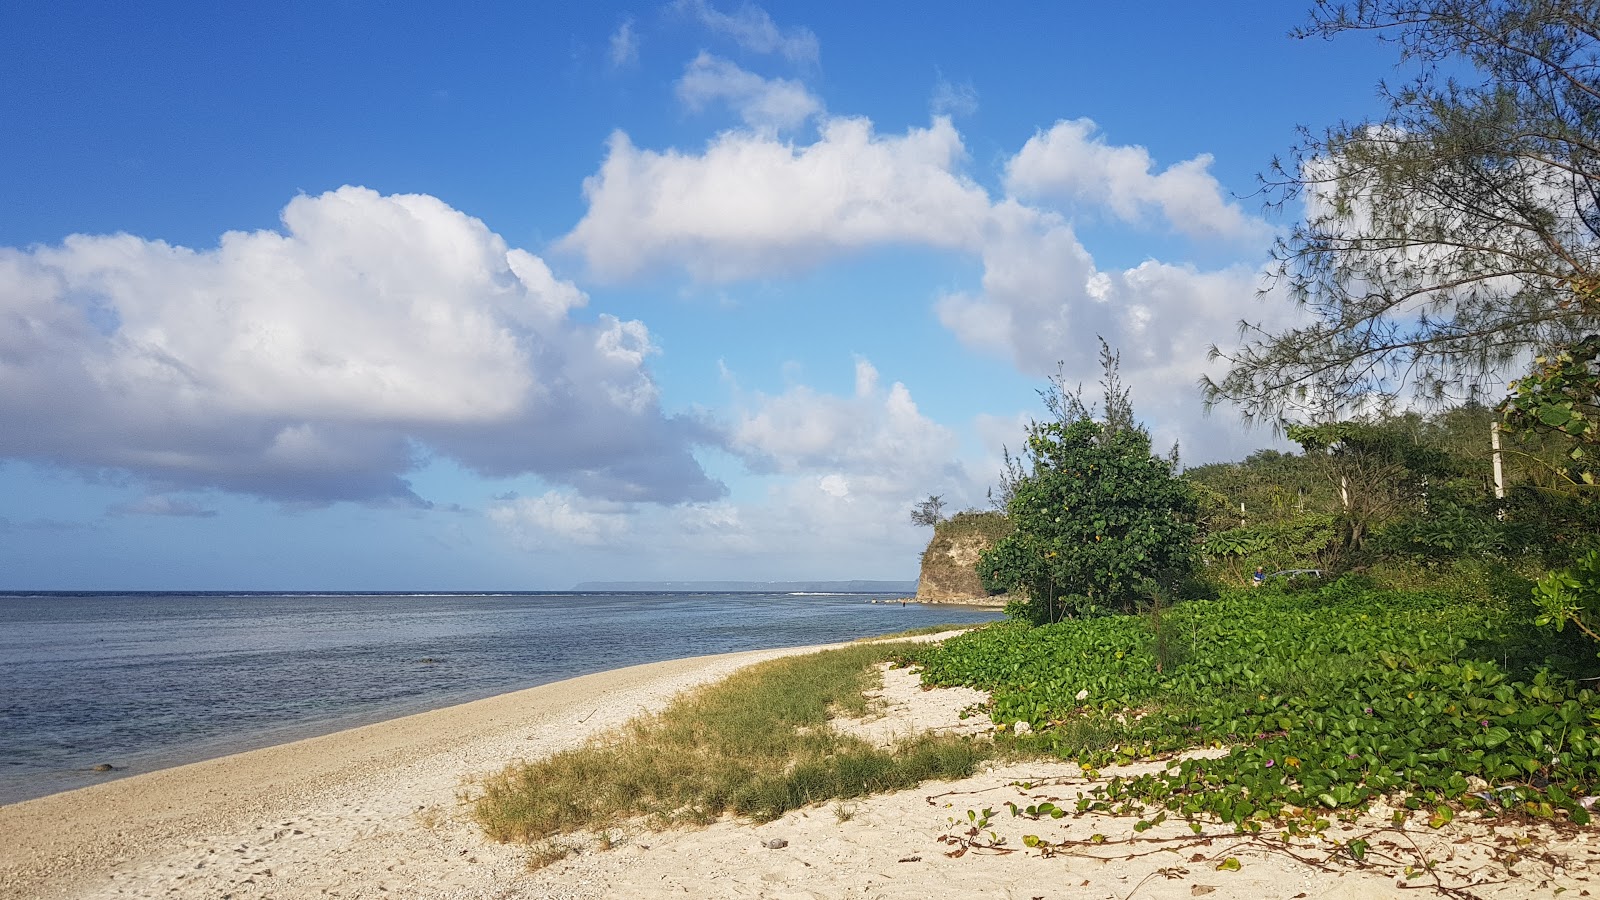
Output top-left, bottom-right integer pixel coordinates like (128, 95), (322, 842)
(474, 642), (992, 847)
(913, 571), (1600, 827)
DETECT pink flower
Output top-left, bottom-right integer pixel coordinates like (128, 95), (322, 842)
(1264, 759), (1275, 768)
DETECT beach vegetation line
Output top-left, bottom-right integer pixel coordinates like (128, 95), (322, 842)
(913, 563), (1600, 833)
(473, 641), (996, 855)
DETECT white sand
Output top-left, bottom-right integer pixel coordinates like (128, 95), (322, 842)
(4, 637), (1596, 900)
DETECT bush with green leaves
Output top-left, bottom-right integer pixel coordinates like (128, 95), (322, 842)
(1201, 513), (1338, 576)
(1535, 549), (1600, 652)
(1502, 335), (1600, 491)
(912, 573), (1600, 829)
(1374, 503), (1527, 562)
(979, 418), (1197, 622)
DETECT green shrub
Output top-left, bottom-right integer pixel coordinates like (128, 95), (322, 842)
(913, 581), (1600, 828)
(1535, 549), (1600, 653)
(981, 419), (1197, 622)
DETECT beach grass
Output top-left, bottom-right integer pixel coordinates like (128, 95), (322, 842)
(853, 622), (978, 640)
(473, 641), (994, 849)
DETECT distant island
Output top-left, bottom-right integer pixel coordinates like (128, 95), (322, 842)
(571, 580), (917, 593)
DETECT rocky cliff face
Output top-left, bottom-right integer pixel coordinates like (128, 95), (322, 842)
(915, 511), (1011, 602)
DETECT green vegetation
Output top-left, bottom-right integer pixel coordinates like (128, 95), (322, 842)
(914, 570), (1600, 829)
(981, 343), (1197, 622)
(854, 622), (980, 640)
(1536, 550), (1600, 647)
(1187, 404), (1600, 584)
(474, 642), (993, 858)
(909, 493), (948, 528)
(1503, 335), (1600, 492)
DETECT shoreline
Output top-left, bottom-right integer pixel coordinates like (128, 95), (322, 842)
(1, 591), (1004, 807)
(0, 641), (848, 900)
(870, 596), (1009, 608)
(6, 630), (1592, 900)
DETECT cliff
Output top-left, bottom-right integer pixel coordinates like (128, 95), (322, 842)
(915, 511), (1012, 602)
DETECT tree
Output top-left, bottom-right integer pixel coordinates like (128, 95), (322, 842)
(991, 340), (1149, 511)
(980, 352), (1198, 623)
(909, 494), (947, 527)
(1285, 418), (1454, 550)
(1205, 0), (1600, 421)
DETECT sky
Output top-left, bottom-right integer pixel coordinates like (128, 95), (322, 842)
(0, 1), (1406, 590)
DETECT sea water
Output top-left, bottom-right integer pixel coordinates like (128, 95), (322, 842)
(0, 591), (1001, 804)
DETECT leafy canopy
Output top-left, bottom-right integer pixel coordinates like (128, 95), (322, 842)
(909, 494), (947, 528)
(1206, 0), (1600, 420)
(981, 344), (1197, 622)
(1501, 333), (1600, 489)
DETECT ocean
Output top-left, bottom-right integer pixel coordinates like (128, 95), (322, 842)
(0, 591), (1002, 804)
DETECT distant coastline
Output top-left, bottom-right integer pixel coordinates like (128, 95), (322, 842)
(571, 579), (918, 593)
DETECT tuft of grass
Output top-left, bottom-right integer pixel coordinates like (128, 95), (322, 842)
(474, 642), (993, 846)
(525, 838), (579, 871)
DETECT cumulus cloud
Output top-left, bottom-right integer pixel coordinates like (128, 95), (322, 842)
(672, 0), (819, 63)
(676, 53), (822, 132)
(935, 202), (1292, 463)
(559, 116), (991, 281)
(627, 358), (983, 574)
(556, 107), (1284, 463)
(488, 491), (631, 548)
(1006, 119), (1271, 243)
(0, 187), (723, 505)
(483, 360), (980, 571)
(725, 358), (975, 510)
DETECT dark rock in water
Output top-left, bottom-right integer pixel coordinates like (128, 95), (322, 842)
(91, 763), (116, 773)
(420, 657), (442, 664)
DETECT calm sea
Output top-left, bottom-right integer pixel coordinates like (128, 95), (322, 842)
(0, 591), (1000, 805)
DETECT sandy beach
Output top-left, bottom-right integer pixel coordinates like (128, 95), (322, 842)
(4, 637), (1596, 900)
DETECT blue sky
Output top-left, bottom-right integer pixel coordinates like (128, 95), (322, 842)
(0, 1), (1401, 589)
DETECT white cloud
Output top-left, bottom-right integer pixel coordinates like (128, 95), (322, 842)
(930, 76), (979, 118)
(481, 358), (983, 572)
(0, 186), (723, 505)
(555, 108), (1287, 464)
(488, 491), (630, 548)
(935, 202), (1295, 463)
(481, 359), (989, 569)
(609, 17), (639, 68)
(672, 0), (820, 63)
(676, 53), (822, 132)
(1006, 119), (1272, 243)
(559, 116), (991, 282)
(724, 358), (982, 516)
